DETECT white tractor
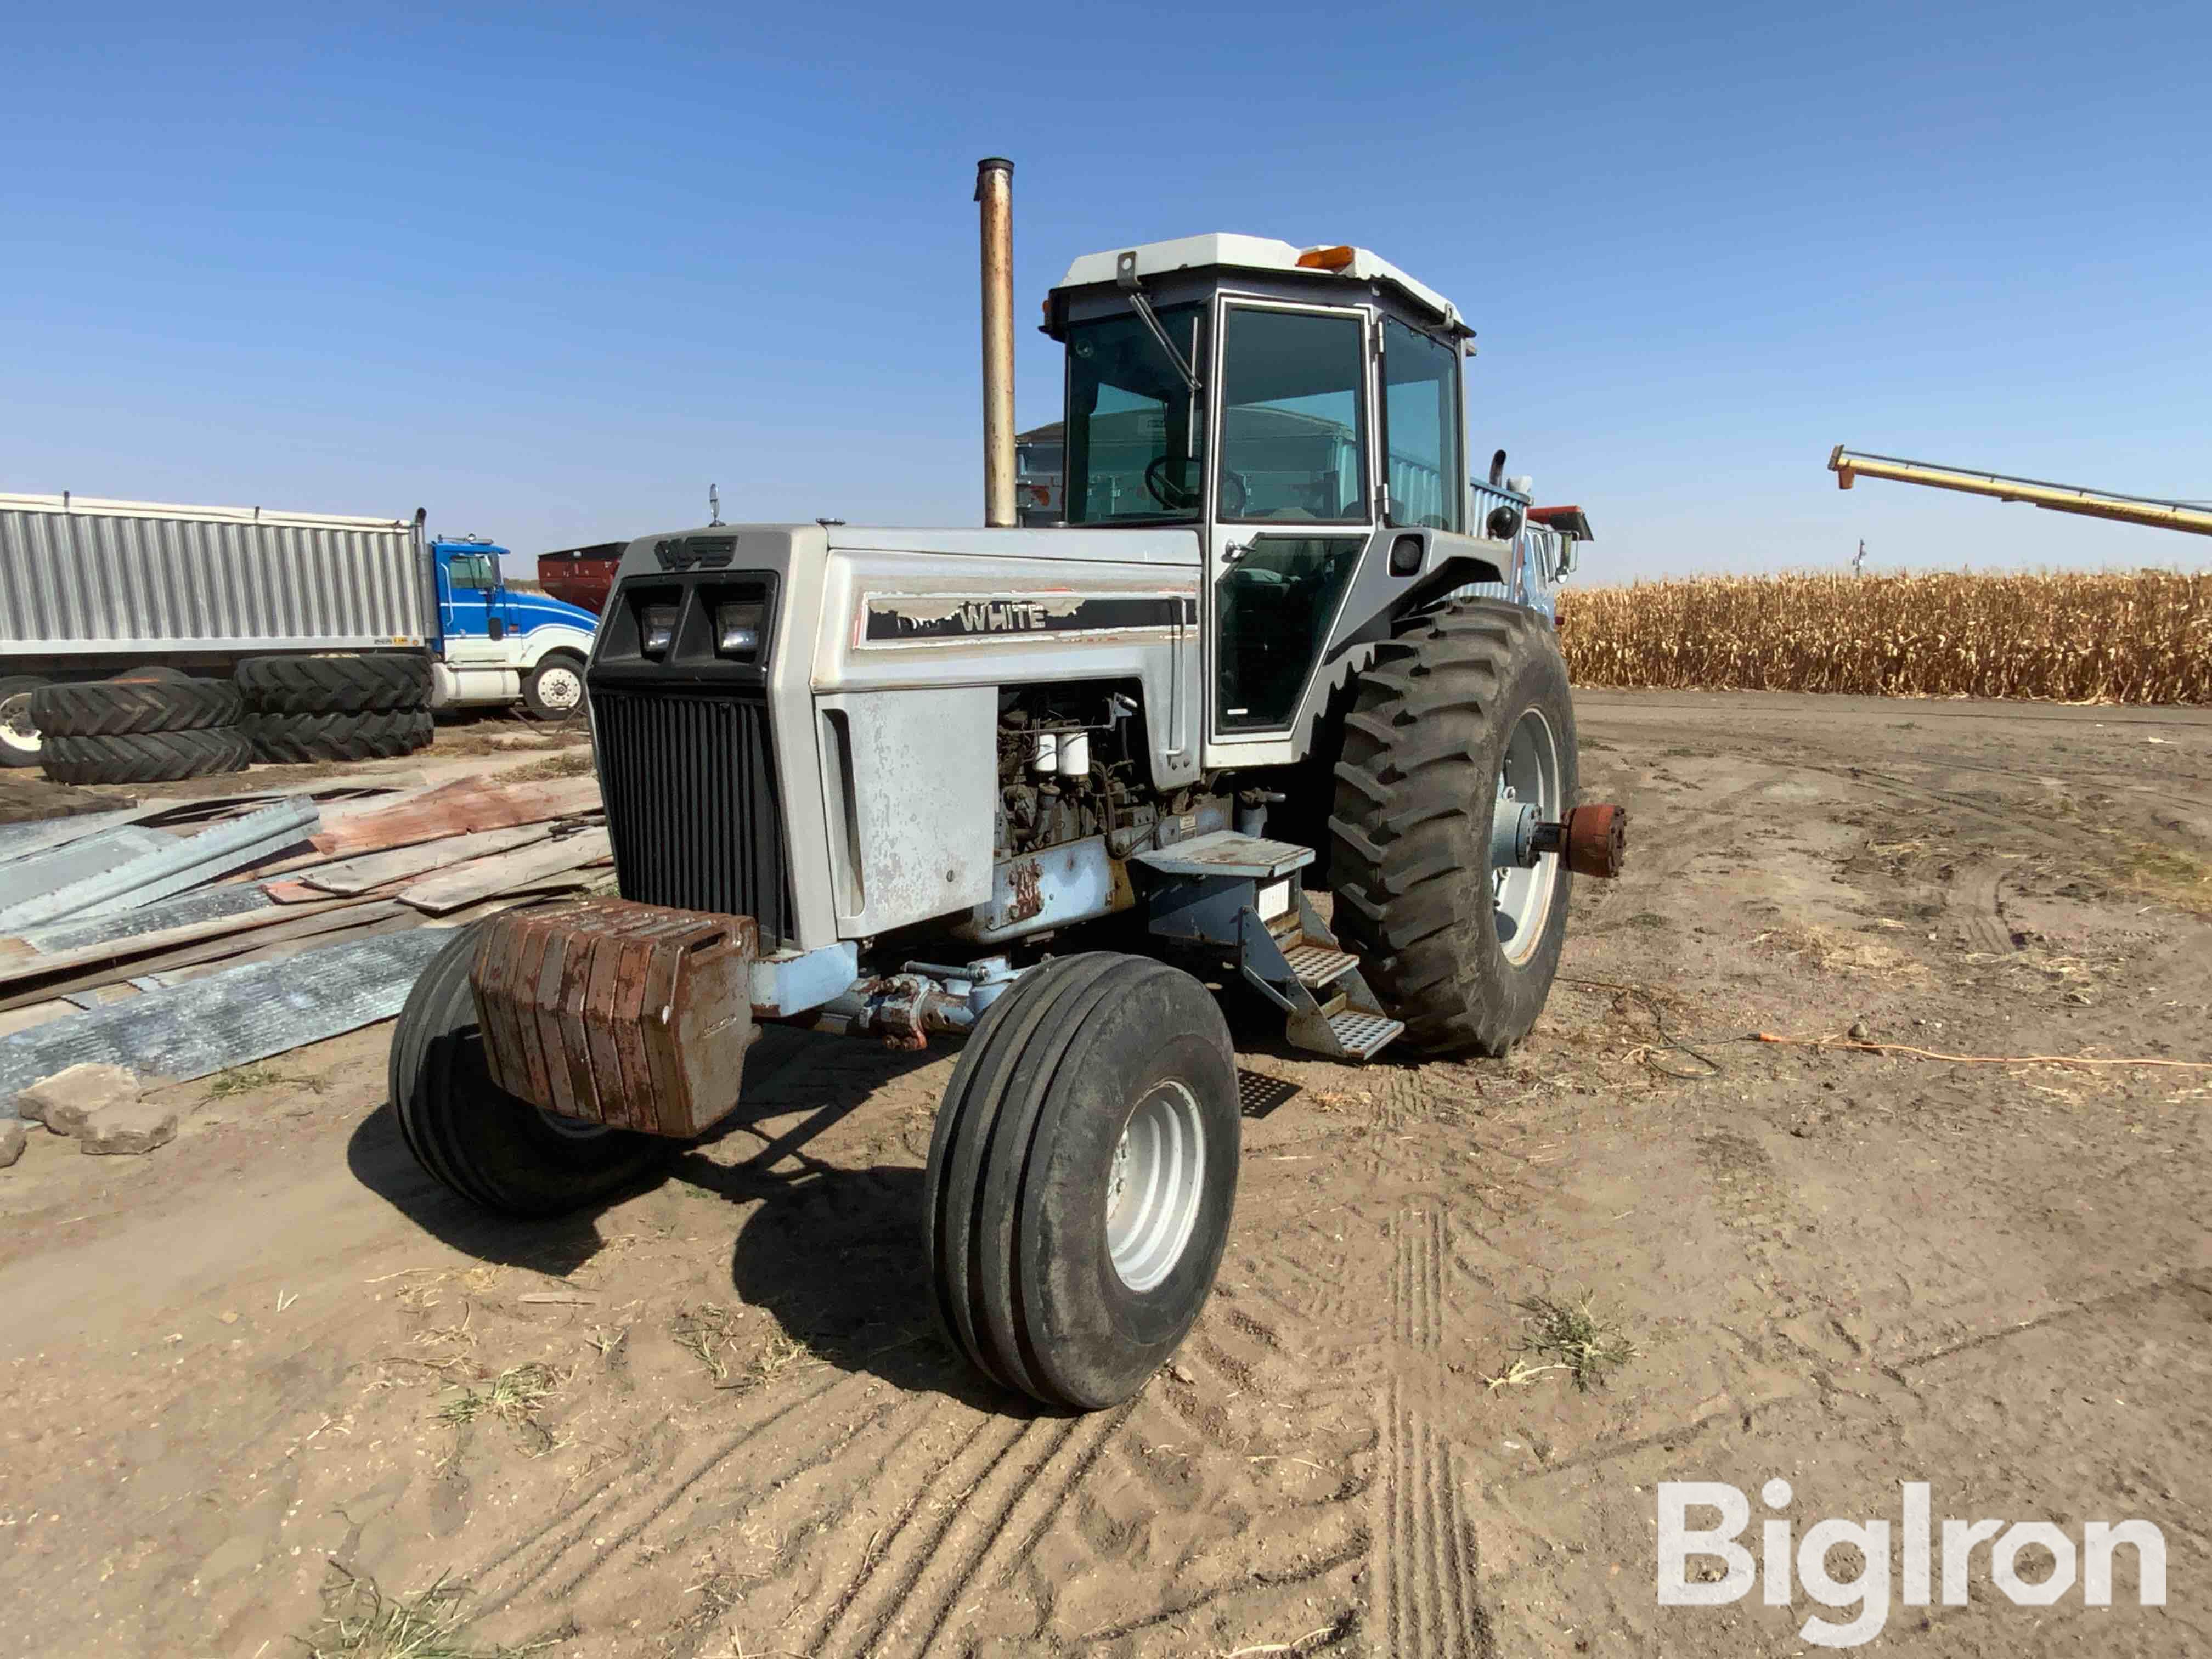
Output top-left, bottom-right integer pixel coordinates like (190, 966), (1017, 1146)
(388, 160), (1624, 1410)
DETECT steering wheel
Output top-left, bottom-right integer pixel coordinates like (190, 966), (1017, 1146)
(1146, 455), (1248, 516)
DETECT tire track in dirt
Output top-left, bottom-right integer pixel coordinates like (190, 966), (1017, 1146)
(1390, 1203), (1447, 1351)
(1947, 857), (2016, 956)
(466, 1368), (868, 1615)
(1373, 1379), (1487, 1659)
(800, 1410), (1036, 1657)
(910, 1401), (1141, 1657)
(810, 1404), (1142, 1659)
(555, 1381), (932, 1607)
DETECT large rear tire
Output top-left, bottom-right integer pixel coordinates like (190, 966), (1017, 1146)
(1328, 599), (1577, 1056)
(924, 953), (1240, 1409)
(29, 672), (242, 737)
(39, 725), (252, 785)
(387, 923), (677, 1216)
(245, 708), (434, 763)
(238, 653), (433, 715)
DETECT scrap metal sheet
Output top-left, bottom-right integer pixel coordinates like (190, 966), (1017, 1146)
(0, 928), (447, 1108)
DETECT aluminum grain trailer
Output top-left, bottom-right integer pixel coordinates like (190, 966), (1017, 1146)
(1, 495), (599, 776)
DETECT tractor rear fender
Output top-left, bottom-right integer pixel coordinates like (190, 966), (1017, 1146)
(1321, 528), (1511, 665)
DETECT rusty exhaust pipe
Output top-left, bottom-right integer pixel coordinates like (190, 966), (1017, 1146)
(975, 156), (1017, 528)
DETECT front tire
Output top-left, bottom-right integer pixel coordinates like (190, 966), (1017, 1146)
(924, 954), (1240, 1409)
(522, 653), (588, 722)
(388, 923), (677, 1216)
(1329, 599), (1577, 1056)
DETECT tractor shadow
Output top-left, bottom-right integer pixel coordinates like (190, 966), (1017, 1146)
(343, 1024), (926, 1280)
(718, 1161), (1035, 1414)
(348, 1020), (1039, 1414)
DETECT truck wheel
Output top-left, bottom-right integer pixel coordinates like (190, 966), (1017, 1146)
(30, 672), (242, 738)
(924, 953), (1240, 1409)
(40, 725), (252, 785)
(245, 708), (434, 763)
(388, 923), (675, 1216)
(521, 653), (588, 722)
(0, 676), (47, 768)
(238, 653), (433, 715)
(1328, 599), (1577, 1056)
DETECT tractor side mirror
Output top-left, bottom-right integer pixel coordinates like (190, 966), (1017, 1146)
(1556, 537), (1578, 578)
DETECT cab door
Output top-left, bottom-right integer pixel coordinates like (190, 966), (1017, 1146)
(1201, 298), (1375, 768)
(438, 550), (509, 667)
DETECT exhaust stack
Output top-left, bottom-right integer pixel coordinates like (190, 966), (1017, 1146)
(975, 157), (1016, 528)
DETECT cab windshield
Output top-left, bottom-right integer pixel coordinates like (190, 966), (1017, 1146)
(1062, 304), (1204, 524)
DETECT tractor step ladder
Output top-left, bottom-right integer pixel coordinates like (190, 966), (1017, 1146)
(1133, 831), (1406, 1063)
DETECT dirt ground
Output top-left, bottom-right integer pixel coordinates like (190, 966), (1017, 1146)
(2, 690), (2208, 1658)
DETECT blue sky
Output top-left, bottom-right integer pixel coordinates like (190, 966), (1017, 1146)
(5, 2), (2208, 579)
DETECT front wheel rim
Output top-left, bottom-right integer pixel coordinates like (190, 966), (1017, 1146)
(537, 667), (584, 712)
(1105, 1080), (1207, 1293)
(1492, 707), (1562, 966)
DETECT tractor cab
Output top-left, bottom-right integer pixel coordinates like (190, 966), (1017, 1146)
(1042, 236), (1520, 760)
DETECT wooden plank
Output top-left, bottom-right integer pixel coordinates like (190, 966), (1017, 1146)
(300, 823), (556, 896)
(0, 894), (366, 1002)
(0, 901), (404, 1013)
(0, 999), (80, 1040)
(308, 774), (601, 858)
(396, 828), (613, 915)
(145, 908), (430, 985)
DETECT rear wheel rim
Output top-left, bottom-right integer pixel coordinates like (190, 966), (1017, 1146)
(0, 692), (41, 755)
(537, 667), (584, 712)
(1492, 707), (1562, 966)
(1104, 1080), (1207, 1294)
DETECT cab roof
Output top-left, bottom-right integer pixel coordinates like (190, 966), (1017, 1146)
(1054, 234), (1468, 338)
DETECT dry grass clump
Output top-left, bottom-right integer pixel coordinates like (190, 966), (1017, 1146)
(300, 1565), (546, 1658)
(1559, 569), (2211, 704)
(1514, 1293), (1640, 1391)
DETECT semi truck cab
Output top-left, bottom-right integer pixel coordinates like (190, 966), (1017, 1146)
(429, 535), (600, 719)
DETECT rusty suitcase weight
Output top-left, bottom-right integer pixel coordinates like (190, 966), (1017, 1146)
(468, 896), (759, 1138)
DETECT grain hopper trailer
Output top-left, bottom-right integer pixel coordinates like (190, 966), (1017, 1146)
(389, 160), (1627, 1410)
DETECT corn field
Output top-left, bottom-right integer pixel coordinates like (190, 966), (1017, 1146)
(1557, 570), (2212, 704)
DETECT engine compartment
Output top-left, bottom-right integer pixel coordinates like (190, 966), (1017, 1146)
(994, 679), (1217, 860)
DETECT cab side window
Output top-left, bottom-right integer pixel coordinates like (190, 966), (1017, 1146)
(1381, 319), (1464, 533)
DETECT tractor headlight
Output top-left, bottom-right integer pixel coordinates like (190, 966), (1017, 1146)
(713, 599), (764, 661)
(640, 604), (679, 657)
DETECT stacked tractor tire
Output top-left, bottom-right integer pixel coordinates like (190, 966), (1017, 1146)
(26, 653), (433, 786)
(236, 654), (435, 765)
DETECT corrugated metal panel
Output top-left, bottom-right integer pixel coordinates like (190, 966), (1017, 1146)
(0, 928), (449, 1104)
(1, 503), (429, 654)
(1389, 458), (1448, 529)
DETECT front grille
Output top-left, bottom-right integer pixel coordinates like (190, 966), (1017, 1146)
(594, 689), (793, 945)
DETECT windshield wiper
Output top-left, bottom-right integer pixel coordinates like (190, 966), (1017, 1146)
(1115, 251), (1200, 397)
